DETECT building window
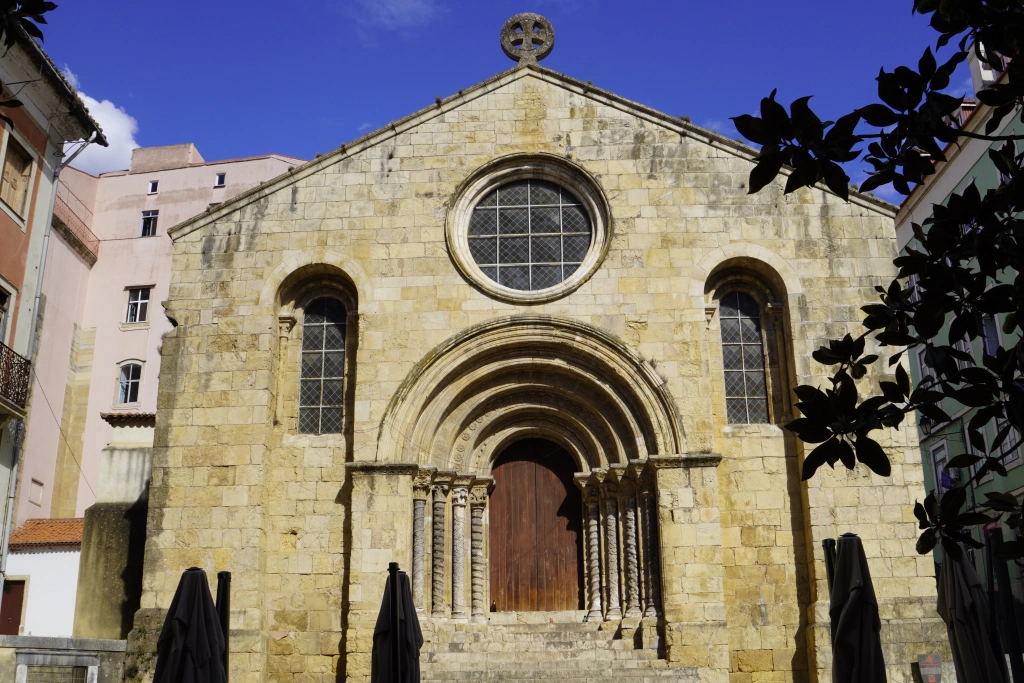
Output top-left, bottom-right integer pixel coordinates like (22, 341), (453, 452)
(0, 289), (9, 343)
(299, 298), (346, 434)
(467, 179), (592, 292)
(125, 288), (150, 323)
(26, 666), (87, 683)
(997, 418), (1022, 465)
(982, 314), (1001, 357)
(719, 291), (769, 424)
(0, 137), (32, 217)
(918, 347), (935, 381)
(214, 172), (226, 187)
(953, 337), (972, 371)
(147, 179), (159, 194)
(140, 210), (158, 237)
(117, 363), (142, 404)
(931, 441), (950, 492)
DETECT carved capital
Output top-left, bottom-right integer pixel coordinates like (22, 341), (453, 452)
(278, 314), (296, 338)
(414, 466), (437, 499)
(451, 487), (469, 507)
(432, 483), (450, 503)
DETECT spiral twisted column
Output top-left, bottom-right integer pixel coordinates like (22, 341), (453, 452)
(412, 468), (434, 612)
(469, 483), (490, 623)
(583, 485), (604, 620)
(603, 485), (622, 620)
(450, 486), (469, 621)
(431, 483), (449, 618)
(621, 485), (643, 619)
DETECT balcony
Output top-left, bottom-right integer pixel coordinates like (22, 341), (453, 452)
(0, 340), (30, 422)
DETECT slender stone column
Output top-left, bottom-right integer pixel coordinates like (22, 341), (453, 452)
(431, 483), (449, 618)
(469, 485), (488, 623)
(583, 487), (604, 621)
(622, 486), (642, 619)
(411, 468), (433, 612)
(603, 486), (622, 620)
(640, 486), (662, 617)
(450, 486), (469, 621)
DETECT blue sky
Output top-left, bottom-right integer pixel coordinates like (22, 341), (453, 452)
(47, 0), (971, 185)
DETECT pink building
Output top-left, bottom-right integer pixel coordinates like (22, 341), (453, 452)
(19, 143), (303, 528)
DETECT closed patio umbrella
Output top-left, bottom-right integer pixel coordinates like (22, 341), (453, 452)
(371, 569), (423, 683)
(829, 533), (887, 683)
(153, 568), (227, 683)
(937, 544), (1009, 683)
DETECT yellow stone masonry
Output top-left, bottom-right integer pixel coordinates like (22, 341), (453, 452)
(128, 65), (950, 683)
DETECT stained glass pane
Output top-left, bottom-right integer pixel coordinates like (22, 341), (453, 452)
(321, 409), (343, 433)
(469, 237), (497, 264)
(724, 372), (746, 397)
(324, 323), (346, 350)
(530, 181), (560, 204)
(476, 190), (497, 207)
(322, 380), (345, 405)
(499, 181), (529, 206)
(532, 265), (562, 289)
(740, 317), (761, 343)
(300, 380), (321, 406)
(743, 345), (764, 369)
(564, 262), (583, 278)
(720, 319), (741, 344)
(531, 207), (560, 233)
(727, 399), (748, 424)
(562, 206), (588, 232)
(746, 372), (766, 397)
(531, 236), (560, 262)
(563, 235), (590, 262)
(302, 325), (323, 350)
(737, 293), (760, 319)
(323, 351), (345, 377)
(499, 237), (529, 264)
(301, 353), (322, 379)
(719, 293), (739, 318)
(298, 410), (319, 434)
(499, 208), (529, 235)
(747, 400), (769, 424)
(499, 266), (529, 290)
(722, 345), (743, 371)
(470, 209), (497, 235)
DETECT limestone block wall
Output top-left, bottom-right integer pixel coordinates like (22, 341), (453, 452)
(130, 64), (949, 683)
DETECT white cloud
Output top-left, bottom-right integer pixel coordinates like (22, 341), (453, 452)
(358, 122), (373, 132)
(67, 92), (140, 175)
(351, 0), (441, 30)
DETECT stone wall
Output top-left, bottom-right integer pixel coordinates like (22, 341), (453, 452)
(132, 64), (950, 683)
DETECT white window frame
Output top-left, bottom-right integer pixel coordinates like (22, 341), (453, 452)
(982, 314), (1002, 357)
(931, 440), (950, 493)
(140, 210), (159, 237)
(996, 418), (1022, 468)
(214, 172), (226, 188)
(147, 179), (159, 194)
(0, 125), (38, 228)
(0, 277), (14, 347)
(124, 287), (151, 324)
(115, 360), (144, 407)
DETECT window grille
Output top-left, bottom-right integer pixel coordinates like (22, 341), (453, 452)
(468, 179), (592, 291)
(719, 291), (769, 424)
(299, 298), (346, 434)
(126, 288), (150, 323)
(26, 667), (87, 683)
(140, 210), (158, 237)
(118, 363), (142, 404)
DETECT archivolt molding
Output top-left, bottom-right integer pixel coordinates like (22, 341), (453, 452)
(376, 316), (685, 469)
(258, 248), (371, 311)
(690, 243), (802, 305)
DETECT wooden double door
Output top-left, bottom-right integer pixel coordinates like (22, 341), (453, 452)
(489, 439), (583, 611)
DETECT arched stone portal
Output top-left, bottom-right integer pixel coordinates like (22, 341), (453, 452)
(378, 316), (682, 623)
(489, 439), (583, 612)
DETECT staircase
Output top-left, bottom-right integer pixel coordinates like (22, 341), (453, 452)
(420, 612), (700, 682)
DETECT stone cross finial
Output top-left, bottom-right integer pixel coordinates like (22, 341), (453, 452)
(500, 13), (555, 64)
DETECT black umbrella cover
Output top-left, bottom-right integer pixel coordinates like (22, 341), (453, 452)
(829, 534), (887, 683)
(371, 571), (423, 683)
(153, 568), (227, 683)
(936, 547), (1009, 683)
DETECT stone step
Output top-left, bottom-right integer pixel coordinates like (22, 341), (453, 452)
(421, 666), (701, 682)
(424, 648), (662, 665)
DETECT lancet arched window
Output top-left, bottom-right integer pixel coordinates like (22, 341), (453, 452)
(299, 298), (347, 434)
(719, 291), (769, 424)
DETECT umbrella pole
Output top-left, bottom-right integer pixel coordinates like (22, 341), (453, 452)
(389, 562), (401, 683)
(216, 571), (231, 681)
(822, 539), (836, 596)
(988, 529), (1024, 681)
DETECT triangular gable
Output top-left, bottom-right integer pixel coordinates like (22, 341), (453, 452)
(169, 64), (894, 240)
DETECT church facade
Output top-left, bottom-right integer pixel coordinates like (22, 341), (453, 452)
(129, 27), (950, 683)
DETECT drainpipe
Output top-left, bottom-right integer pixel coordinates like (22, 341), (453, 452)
(0, 132), (96, 595)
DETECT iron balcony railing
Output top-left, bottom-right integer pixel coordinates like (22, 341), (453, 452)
(0, 340), (30, 410)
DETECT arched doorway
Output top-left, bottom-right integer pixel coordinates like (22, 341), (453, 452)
(489, 438), (583, 611)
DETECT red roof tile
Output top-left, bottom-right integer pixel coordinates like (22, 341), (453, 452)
(9, 518), (83, 550)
